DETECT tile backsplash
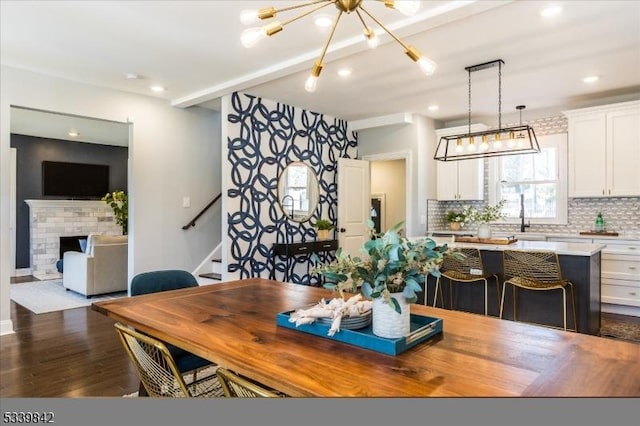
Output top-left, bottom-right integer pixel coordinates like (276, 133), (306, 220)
(429, 197), (640, 237)
(428, 114), (640, 238)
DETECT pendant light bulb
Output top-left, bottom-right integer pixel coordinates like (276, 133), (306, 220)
(240, 9), (260, 25)
(480, 135), (489, 151)
(241, 27), (266, 48)
(455, 138), (464, 153)
(494, 133), (503, 149)
(507, 131), (516, 148)
(467, 136), (476, 152)
(389, 1), (421, 16)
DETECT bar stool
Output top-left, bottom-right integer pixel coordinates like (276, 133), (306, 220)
(500, 250), (577, 331)
(432, 248), (499, 316)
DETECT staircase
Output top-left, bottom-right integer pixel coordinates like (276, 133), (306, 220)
(198, 258), (222, 282)
(193, 243), (224, 285)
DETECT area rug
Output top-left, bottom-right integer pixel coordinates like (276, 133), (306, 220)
(10, 279), (127, 314)
(600, 316), (640, 343)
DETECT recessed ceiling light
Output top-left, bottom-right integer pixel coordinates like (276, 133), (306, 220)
(540, 5), (563, 17)
(314, 14), (332, 28)
(150, 85), (165, 93)
(582, 75), (600, 83)
(337, 68), (352, 78)
(68, 130), (79, 137)
(125, 73), (139, 80)
(428, 105), (439, 112)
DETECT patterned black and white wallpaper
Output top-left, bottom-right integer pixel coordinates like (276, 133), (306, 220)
(225, 92), (358, 284)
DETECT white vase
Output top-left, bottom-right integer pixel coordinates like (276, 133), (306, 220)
(372, 292), (411, 339)
(477, 223), (492, 239)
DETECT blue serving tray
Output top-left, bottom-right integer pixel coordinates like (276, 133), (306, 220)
(276, 311), (443, 356)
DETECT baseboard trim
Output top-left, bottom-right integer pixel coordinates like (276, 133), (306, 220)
(14, 268), (32, 277)
(602, 303), (640, 318)
(0, 319), (15, 335)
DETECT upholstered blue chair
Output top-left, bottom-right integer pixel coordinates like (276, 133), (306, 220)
(129, 270), (214, 395)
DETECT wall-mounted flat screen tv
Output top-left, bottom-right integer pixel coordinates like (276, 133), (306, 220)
(42, 161), (109, 199)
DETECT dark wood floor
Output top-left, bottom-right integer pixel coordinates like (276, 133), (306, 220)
(0, 300), (140, 397)
(2, 278), (639, 397)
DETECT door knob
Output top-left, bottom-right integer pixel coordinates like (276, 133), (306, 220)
(339, 228), (346, 233)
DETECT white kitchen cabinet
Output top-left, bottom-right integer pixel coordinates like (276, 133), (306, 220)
(563, 100), (640, 198)
(435, 125), (486, 201)
(595, 239), (640, 309)
(436, 159), (484, 201)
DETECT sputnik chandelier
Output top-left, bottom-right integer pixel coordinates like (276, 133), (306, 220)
(239, 0), (436, 92)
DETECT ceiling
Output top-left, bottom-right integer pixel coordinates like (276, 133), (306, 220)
(2, 0), (639, 129)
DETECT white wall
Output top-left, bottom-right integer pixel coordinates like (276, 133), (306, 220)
(357, 114), (437, 237)
(371, 160), (406, 232)
(0, 66), (222, 334)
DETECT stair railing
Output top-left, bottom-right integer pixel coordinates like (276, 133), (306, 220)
(182, 193), (221, 230)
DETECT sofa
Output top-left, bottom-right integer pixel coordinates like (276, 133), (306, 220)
(63, 234), (128, 297)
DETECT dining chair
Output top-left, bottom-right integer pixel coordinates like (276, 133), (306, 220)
(130, 270), (214, 392)
(114, 322), (223, 397)
(432, 248), (499, 316)
(216, 367), (285, 398)
(500, 250), (577, 331)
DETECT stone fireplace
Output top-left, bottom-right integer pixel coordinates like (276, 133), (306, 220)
(24, 200), (122, 279)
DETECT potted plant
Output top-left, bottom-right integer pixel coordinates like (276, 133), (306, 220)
(102, 190), (128, 235)
(445, 211), (466, 231)
(313, 221), (448, 338)
(462, 200), (506, 239)
(313, 218), (334, 241)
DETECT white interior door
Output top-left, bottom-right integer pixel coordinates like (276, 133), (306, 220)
(337, 158), (370, 257)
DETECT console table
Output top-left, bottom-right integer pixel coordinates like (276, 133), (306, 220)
(271, 239), (338, 283)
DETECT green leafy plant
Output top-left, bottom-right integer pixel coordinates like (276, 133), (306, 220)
(314, 218), (334, 230)
(102, 190), (128, 235)
(462, 200), (507, 224)
(445, 210), (466, 223)
(313, 221), (449, 314)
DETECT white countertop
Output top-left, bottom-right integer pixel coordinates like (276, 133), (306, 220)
(427, 229), (640, 242)
(423, 236), (606, 256)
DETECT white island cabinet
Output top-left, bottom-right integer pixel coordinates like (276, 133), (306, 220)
(563, 100), (640, 198)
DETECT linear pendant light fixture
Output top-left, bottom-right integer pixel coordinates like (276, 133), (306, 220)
(239, 0), (436, 92)
(433, 59), (540, 161)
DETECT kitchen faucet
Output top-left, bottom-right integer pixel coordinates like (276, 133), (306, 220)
(281, 195), (295, 219)
(520, 193), (530, 233)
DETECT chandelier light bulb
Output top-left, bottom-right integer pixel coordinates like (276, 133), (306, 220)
(364, 27), (379, 49)
(507, 131), (517, 148)
(467, 136), (476, 152)
(240, 9), (260, 25)
(480, 135), (489, 151)
(494, 133), (503, 149)
(455, 138), (464, 153)
(416, 56), (437, 76)
(305, 75), (319, 92)
(240, 27), (266, 48)
(391, 1), (421, 16)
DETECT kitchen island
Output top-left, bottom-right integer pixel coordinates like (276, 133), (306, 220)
(422, 237), (605, 335)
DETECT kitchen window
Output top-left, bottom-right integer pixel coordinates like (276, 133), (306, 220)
(488, 133), (567, 225)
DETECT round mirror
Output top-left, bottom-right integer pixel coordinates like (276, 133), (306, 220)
(277, 162), (319, 223)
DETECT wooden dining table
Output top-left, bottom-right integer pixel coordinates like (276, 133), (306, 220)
(92, 278), (640, 397)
